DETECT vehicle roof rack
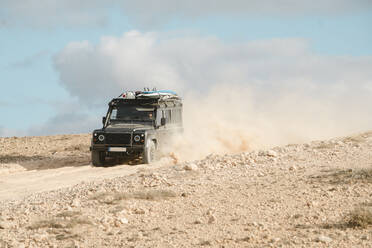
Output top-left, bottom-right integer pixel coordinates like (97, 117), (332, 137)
(119, 90), (181, 100)
(110, 90), (182, 106)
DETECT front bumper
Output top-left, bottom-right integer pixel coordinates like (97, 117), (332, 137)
(90, 144), (144, 153)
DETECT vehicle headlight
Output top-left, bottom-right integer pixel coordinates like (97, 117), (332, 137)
(134, 135), (141, 142)
(98, 134), (105, 142)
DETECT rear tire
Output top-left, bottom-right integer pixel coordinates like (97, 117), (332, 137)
(91, 151), (105, 167)
(143, 140), (156, 164)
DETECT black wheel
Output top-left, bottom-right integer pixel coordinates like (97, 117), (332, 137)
(143, 140), (156, 164)
(91, 151), (105, 167)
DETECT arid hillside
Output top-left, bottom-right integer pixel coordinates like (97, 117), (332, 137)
(0, 134), (91, 172)
(0, 131), (371, 247)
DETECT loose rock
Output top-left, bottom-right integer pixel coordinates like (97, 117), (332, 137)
(184, 163), (198, 171)
(316, 235), (332, 243)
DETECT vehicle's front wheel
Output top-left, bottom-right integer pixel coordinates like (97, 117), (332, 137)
(143, 140), (156, 164)
(91, 151), (105, 167)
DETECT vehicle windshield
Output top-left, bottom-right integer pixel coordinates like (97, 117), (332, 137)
(109, 105), (155, 124)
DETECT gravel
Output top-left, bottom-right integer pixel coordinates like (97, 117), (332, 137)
(0, 131), (372, 247)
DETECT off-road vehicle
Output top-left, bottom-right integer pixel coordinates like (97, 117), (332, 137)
(90, 90), (183, 166)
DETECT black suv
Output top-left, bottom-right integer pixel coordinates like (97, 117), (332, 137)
(90, 90), (183, 166)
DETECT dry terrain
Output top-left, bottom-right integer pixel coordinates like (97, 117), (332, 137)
(0, 132), (372, 247)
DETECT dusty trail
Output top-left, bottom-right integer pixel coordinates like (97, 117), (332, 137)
(0, 134), (174, 201)
(0, 162), (168, 201)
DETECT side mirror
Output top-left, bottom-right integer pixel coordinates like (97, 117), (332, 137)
(102, 117), (107, 126)
(161, 117), (166, 126)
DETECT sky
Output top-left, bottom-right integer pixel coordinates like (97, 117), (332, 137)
(0, 0), (371, 137)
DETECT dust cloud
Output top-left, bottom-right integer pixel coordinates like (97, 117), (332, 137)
(162, 83), (372, 161)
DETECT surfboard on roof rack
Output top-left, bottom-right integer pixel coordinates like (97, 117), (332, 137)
(136, 90), (179, 99)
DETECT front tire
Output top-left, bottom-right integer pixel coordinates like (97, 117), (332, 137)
(143, 140), (156, 164)
(91, 151), (105, 167)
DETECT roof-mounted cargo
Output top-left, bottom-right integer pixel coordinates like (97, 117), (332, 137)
(110, 89), (182, 107)
(119, 90), (180, 100)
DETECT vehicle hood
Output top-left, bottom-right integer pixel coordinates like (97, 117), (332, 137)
(104, 123), (153, 132)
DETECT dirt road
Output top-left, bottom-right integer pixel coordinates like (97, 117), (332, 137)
(0, 162), (171, 202)
(0, 134), (180, 202)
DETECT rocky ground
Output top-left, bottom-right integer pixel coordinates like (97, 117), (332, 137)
(0, 134), (91, 173)
(0, 132), (371, 247)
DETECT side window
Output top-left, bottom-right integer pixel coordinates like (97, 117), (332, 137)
(110, 108), (117, 120)
(157, 108), (182, 125)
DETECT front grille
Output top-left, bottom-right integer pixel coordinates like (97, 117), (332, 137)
(105, 133), (132, 145)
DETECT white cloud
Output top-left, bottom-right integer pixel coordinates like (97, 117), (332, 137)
(1, 0), (370, 28)
(54, 31), (185, 105)
(52, 31), (372, 150)
(54, 31), (372, 104)
(4, 29), (371, 150)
